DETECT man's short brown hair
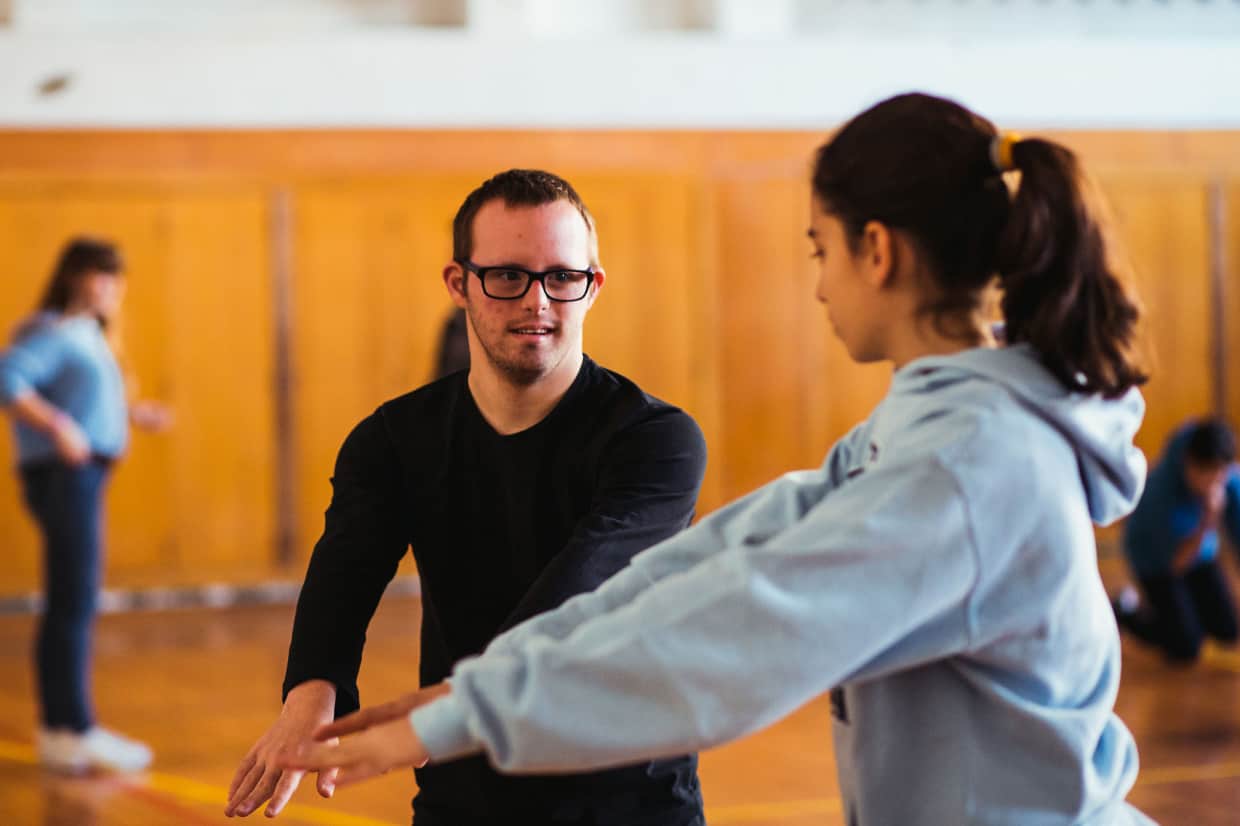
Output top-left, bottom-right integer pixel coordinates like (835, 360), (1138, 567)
(452, 169), (599, 267)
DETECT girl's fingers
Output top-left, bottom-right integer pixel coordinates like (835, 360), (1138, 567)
(334, 762), (387, 788)
(278, 741), (352, 772)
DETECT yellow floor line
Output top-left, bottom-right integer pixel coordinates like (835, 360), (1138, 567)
(0, 738), (398, 826)
(142, 771), (398, 826)
(707, 797), (842, 823)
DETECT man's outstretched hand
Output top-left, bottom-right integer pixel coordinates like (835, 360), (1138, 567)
(225, 680), (338, 818)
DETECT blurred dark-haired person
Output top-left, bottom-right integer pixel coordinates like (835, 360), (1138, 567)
(1115, 418), (1240, 662)
(226, 169), (707, 825)
(0, 236), (171, 774)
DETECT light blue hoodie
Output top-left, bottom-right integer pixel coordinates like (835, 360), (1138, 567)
(410, 344), (1156, 826)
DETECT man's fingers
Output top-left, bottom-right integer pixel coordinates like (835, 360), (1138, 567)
(317, 767), (338, 799)
(228, 753), (257, 801)
(226, 760), (266, 815)
(235, 770), (280, 818)
(264, 768), (305, 817)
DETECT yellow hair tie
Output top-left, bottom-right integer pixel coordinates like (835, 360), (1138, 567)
(990, 131), (1021, 173)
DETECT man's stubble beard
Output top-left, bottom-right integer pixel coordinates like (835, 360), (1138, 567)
(465, 301), (560, 388)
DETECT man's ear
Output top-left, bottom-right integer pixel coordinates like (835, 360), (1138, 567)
(443, 262), (468, 308)
(584, 268), (605, 309)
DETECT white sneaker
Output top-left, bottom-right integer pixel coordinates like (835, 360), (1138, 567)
(38, 726), (153, 774)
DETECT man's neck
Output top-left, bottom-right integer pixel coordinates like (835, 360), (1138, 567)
(467, 351), (584, 436)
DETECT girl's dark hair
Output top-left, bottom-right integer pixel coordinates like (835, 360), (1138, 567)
(812, 92), (1146, 397)
(1185, 418), (1237, 466)
(38, 236), (123, 317)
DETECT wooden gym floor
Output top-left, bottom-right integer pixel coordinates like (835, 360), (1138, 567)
(0, 559), (1238, 825)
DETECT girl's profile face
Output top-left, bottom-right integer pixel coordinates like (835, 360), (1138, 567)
(808, 199), (886, 364)
(77, 270), (125, 322)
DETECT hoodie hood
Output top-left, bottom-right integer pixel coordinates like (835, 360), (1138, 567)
(891, 344), (1147, 526)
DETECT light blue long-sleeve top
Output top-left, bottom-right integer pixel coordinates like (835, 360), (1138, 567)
(0, 312), (128, 464)
(410, 344), (1156, 825)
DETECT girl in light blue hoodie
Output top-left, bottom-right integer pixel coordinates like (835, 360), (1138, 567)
(280, 94), (1155, 825)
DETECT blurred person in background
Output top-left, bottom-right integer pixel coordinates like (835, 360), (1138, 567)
(1115, 417), (1240, 662)
(0, 236), (171, 773)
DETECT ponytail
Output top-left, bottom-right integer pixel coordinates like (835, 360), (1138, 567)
(998, 140), (1147, 397)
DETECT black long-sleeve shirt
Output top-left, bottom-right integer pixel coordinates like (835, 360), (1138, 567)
(284, 357), (708, 824)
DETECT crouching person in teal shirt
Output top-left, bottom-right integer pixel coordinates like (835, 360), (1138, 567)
(1116, 419), (1240, 662)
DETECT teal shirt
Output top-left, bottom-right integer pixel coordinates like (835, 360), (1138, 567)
(1123, 426), (1240, 577)
(0, 312), (128, 464)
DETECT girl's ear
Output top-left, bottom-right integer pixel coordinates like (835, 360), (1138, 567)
(859, 220), (897, 289)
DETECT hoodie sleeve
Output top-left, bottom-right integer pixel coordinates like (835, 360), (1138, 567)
(411, 440), (978, 771)
(481, 420), (872, 659)
(0, 327), (64, 405)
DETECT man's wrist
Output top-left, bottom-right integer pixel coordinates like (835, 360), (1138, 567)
(285, 679), (337, 712)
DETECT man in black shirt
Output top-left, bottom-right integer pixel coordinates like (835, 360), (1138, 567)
(225, 170), (708, 825)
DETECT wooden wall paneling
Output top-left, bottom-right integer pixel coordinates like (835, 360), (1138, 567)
(1223, 182), (1240, 433)
(1099, 175), (1215, 459)
(159, 190), (277, 580)
(3, 131), (1238, 180)
(712, 175), (822, 500)
(289, 176), (477, 562)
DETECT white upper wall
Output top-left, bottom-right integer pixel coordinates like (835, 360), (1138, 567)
(1, 0), (1237, 129)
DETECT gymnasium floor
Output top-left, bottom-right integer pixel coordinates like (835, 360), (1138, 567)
(1, 560), (1237, 825)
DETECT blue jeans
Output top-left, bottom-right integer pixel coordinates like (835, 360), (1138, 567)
(20, 459), (111, 732)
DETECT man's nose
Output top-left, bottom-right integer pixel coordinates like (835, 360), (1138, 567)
(521, 276), (552, 311)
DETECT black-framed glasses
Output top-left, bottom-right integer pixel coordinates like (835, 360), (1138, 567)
(457, 260), (595, 302)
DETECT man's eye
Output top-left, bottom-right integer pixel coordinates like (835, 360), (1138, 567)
(496, 270), (525, 282)
(550, 271), (583, 284)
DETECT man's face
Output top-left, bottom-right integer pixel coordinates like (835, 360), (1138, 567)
(1184, 458), (1230, 501)
(445, 199), (604, 386)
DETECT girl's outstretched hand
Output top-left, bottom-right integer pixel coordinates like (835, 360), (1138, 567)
(313, 683), (450, 741)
